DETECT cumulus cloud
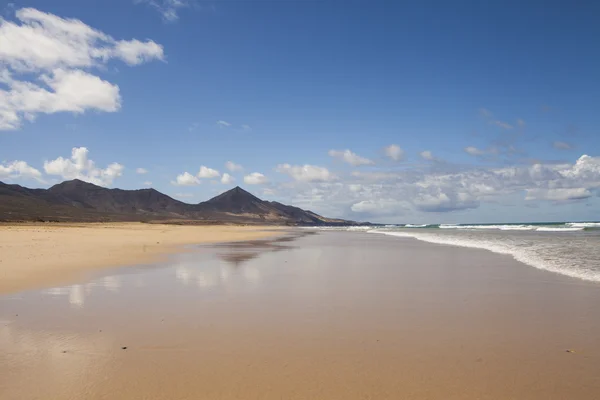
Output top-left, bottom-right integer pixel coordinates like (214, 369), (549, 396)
(197, 166), (220, 179)
(171, 171), (199, 186)
(351, 199), (409, 216)
(0, 8), (164, 130)
(525, 188), (592, 201)
(273, 154), (600, 219)
(464, 146), (487, 156)
(276, 163), (336, 182)
(43, 147), (123, 186)
(216, 120), (231, 128)
(384, 144), (404, 161)
(328, 149), (374, 166)
(221, 173), (234, 185)
(0, 160), (43, 181)
(244, 172), (268, 185)
(420, 150), (435, 161)
(225, 161), (243, 172)
(553, 141), (573, 150)
(134, 0), (191, 22)
(136, 167), (148, 174)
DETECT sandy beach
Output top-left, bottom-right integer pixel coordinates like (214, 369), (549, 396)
(1, 230), (599, 399)
(0, 223), (280, 294)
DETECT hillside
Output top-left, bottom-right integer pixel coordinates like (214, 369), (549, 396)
(0, 180), (363, 226)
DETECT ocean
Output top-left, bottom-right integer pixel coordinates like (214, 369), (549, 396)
(315, 222), (600, 282)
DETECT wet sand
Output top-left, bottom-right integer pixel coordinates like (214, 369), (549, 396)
(1, 231), (599, 399)
(0, 223), (280, 294)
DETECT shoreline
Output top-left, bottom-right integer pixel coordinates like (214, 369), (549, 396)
(1, 230), (598, 399)
(0, 222), (283, 295)
(367, 228), (600, 284)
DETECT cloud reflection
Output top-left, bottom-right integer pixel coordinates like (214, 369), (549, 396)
(43, 274), (123, 308)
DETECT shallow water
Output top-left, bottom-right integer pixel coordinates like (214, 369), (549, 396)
(1, 231), (599, 400)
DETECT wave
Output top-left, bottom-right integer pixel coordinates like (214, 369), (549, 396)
(536, 227), (583, 232)
(440, 224), (535, 231)
(567, 222), (600, 228)
(404, 224), (428, 228)
(368, 230), (600, 282)
(431, 224), (586, 232)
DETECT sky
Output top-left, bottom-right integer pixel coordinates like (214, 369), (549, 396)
(1, 0), (599, 224)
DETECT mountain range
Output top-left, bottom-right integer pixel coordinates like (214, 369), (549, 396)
(0, 179), (361, 226)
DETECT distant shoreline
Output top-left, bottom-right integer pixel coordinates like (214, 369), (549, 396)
(0, 222), (282, 294)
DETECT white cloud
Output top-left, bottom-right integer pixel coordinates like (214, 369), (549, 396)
(464, 146), (486, 156)
(553, 141), (572, 150)
(517, 118), (526, 128)
(274, 154), (600, 219)
(276, 163), (336, 182)
(134, 0), (191, 22)
(384, 144), (404, 161)
(478, 108), (513, 130)
(240, 124), (252, 132)
(136, 167), (148, 174)
(244, 172), (268, 185)
(0, 160), (43, 181)
(1, 69), (121, 129)
(412, 190), (479, 212)
(143, 181), (152, 186)
(216, 120), (231, 128)
(171, 171), (199, 186)
(525, 188), (592, 201)
(464, 146), (499, 157)
(113, 39), (164, 66)
(43, 147), (123, 186)
(225, 161), (243, 172)
(328, 149), (374, 166)
(0, 8), (164, 130)
(492, 120), (514, 130)
(197, 166), (220, 179)
(351, 199), (409, 216)
(221, 173), (234, 185)
(420, 150), (435, 161)
(174, 192), (194, 198)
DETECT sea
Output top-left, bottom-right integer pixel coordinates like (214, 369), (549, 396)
(314, 222), (600, 283)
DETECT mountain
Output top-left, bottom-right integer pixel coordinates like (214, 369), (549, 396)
(0, 180), (364, 226)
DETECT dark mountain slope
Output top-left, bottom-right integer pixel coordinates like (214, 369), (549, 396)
(48, 179), (190, 216)
(0, 180), (365, 225)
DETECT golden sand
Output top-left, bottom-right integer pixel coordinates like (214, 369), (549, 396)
(1, 231), (599, 399)
(0, 223), (280, 294)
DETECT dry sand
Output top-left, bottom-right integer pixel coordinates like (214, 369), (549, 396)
(1, 231), (599, 399)
(0, 223), (280, 294)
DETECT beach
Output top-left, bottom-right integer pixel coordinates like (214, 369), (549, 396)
(0, 223), (280, 294)
(1, 230), (599, 399)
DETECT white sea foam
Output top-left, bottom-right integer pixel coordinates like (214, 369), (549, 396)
(536, 227), (583, 232)
(436, 224), (585, 232)
(313, 226), (373, 231)
(404, 224), (428, 228)
(439, 224), (536, 231)
(567, 222), (600, 228)
(368, 229), (600, 283)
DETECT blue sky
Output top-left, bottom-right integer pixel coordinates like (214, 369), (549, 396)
(1, 0), (599, 223)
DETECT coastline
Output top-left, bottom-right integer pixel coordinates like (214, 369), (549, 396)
(0, 222), (283, 294)
(1, 230), (599, 399)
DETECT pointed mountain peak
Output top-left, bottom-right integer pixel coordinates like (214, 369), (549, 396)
(50, 179), (103, 191)
(206, 186), (261, 203)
